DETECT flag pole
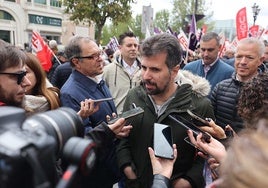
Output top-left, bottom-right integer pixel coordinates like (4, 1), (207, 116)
(52, 51), (62, 65)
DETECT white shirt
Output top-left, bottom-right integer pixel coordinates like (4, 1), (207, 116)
(122, 60), (138, 76)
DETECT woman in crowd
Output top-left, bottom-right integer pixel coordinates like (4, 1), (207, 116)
(237, 71), (268, 129)
(23, 52), (60, 115)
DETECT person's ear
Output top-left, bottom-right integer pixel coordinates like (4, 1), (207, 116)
(72, 58), (80, 67)
(173, 64), (180, 73)
(172, 64), (180, 78)
(259, 56), (265, 65)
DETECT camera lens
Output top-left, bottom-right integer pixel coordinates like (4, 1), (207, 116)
(22, 107), (84, 157)
(62, 137), (96, 175)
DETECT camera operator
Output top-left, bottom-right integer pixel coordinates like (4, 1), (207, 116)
(0, 40), (32, 107)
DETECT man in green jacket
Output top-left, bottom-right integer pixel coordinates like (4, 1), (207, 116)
(116, 33), (215, 188)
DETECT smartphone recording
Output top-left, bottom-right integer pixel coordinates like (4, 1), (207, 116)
(92, 97), (114, 103)
(168, 114), (211, 143)
(187, 109), (209, 126)
(184, 136), (208, 155)
(153, 123), (174, 159)
(108, 107), (144, 124)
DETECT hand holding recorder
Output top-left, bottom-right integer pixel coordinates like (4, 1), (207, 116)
(168, 114), (211, 143)
(187, 130), (227, 163)
(108, 106), (144, 124)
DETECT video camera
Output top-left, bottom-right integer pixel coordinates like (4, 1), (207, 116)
(0, 106), (97, 188)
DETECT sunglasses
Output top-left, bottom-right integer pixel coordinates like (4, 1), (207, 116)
(0, 71), (27, 85)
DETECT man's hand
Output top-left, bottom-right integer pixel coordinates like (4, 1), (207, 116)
(108, 118), (132, 138)
(187, 130), (227, 163)
(148, 144), (177, 179)
(77, 99), (99, 119)
(173, 178), (192, 188)
(199, 119), (226, 139)
(123, 165), (137, 179)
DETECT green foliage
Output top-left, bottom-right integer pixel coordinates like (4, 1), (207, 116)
(64, 0), (135, 44)
(153, 10), (171, 32)
(101, 14), (145, 46)
(64, 0), (214, 45)
(170, 0), (213, 34)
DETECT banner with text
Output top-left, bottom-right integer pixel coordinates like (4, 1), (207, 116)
(236, 7), (248, 40)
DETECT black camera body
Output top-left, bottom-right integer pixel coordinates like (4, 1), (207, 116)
(0, 106), (95, 188)
(0, 129), (57, 188)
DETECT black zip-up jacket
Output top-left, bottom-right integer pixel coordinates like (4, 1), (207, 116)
(210, 73), (244, 133)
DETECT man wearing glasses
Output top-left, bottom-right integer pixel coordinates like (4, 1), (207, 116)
(0, 40), (31, 107)
(60, 36), (119, 188)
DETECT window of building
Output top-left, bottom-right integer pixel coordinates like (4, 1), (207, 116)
(0, 30), (11, 43)
(50, 0), (62, 7)
(5, 0), (16, 2)
(34, 0), (46, 5)
(0, 10), (15, 20)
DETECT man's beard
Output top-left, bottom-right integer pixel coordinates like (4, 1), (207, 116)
(0, 87), (23, 107)
(143, 80), (170, 96)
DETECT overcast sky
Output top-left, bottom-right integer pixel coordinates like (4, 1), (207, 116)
(131, 0), (268, 28)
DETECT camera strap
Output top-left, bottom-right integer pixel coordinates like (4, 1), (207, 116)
(22, 147), (52, 188)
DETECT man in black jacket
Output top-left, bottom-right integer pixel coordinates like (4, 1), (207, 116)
(211, 37), (265, 133)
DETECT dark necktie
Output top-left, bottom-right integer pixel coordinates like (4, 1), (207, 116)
(97, 80), (107, 97)
(97, 80), (115, 112)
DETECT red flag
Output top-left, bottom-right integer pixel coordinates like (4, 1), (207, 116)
(178, 29), (189, 51)
(202, 25), (207, 34)
(31, 31), (52, 72)
(230, 37), (238, 49)
(264, 28), (268, 35)
(257, 27), (264, 39)
(236, 7), (248, 40)
(218, 32), (226, 57)
(249, 25), (259, 37)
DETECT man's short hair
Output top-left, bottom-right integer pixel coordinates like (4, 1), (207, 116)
(200, 32), (221, 46)
(140, 33), (182, 70)
(118, 31), (137, 45)
(0, 42), (26, 71)
(64, 36), (94, 67)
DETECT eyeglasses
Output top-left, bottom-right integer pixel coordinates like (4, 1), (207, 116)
(0, 71), (27, 85)
(77, 51), (104, 61)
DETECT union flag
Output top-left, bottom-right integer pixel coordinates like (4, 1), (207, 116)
(31, 31), (52, 72)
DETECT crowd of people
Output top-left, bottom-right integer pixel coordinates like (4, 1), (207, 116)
(0, 29), (268, 188)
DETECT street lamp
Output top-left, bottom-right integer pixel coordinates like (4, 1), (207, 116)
(252, 3), (261, 25)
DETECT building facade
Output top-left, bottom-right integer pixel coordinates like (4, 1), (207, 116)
(0, 0), (94, 48)
(141, 5), (153, 36)
(213, 19), (236, 42)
